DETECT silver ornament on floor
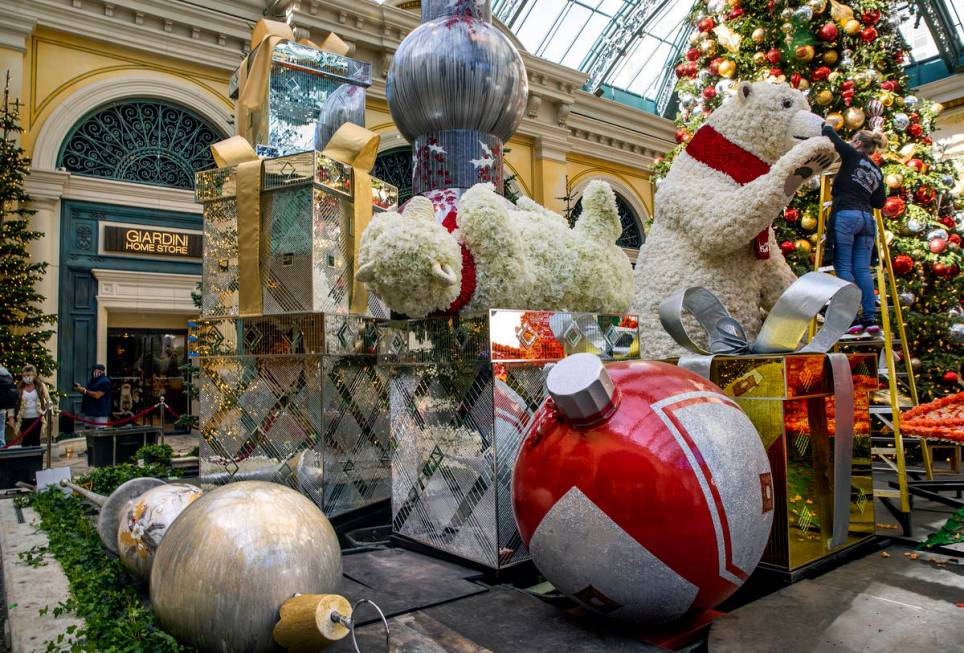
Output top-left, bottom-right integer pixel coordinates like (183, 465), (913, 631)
(117, 483), (204, 581)
(150, 481), (342, 653)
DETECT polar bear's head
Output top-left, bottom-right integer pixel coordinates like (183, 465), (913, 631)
(356, 195), (462, 317)
(706, 81), (825, 164)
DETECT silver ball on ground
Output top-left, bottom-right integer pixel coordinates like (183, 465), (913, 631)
(117, 483), (204, 581)
(150, 481), (342, 653)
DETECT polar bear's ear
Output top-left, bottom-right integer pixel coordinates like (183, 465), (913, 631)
(736, 81), (753, 103)
(403, 195), (436, 221)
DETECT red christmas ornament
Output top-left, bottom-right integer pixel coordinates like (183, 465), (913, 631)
(780, 240), (796, 255)
(893, 254), (914, 275)
(861, 10), (880, 25)
(769, 67), (783, 78)
(930, 237), (947, 254)
(699, 16), (716, 32)
(675, 129), (690, 144)
(675, 63), (689, 79)
(942, 371), (959, 385)
(708, 57), (724, 75)
(703, 86), (718, 100)
(950, 234), (962, 246)
(932, 261), (948, 277)
(880, 80), (898, 92)
(767, 0), (775, 11)
(882, 196), (905, 218)
(841, 79), (855, 90)
(784, 208), (799, 222)
(790, 72), (802, 88)
(950, 264), (961, 278)
(727, 8), (745, 19)
(818, 22), (839, 42)
(922, 136), (932, 146)
(895, 50), (905, 64)
(860, 26), (877, 42)
(942, 216), (957, 229)
(686, 47), (701, 62)
(906, 158), (925, 172)
(811, 66), (831, 81)
(909, 113), (920, 123)
(766, 48), (782, 64)
(906, 123), (923, 138)
(513, 356), (773, 624)
(914, 185), (936, 205)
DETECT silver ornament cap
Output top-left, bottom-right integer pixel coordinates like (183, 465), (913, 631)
(546, 353), (619, 427)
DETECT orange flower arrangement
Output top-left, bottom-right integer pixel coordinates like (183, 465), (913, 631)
(901, 392), (964, 443)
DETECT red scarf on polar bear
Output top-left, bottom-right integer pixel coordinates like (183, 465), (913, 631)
(685, 124), (772, 260)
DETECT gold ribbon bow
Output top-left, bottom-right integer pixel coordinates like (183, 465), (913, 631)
(237, 18), (351, 148)
(320, 123), (380, 314)
(210, 136), (263, 316)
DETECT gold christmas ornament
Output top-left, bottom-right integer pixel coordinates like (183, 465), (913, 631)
(797, 78), (810, 90)
(795, 45), (815, 62)
(844, 106), (866, 129)
(822, 50), (838, 65)
(898, 143), (917, 160)
(718, 59), (737, 77)
(830, 0), (854, 23)
(815, 89), (834, 106)
(933, 102), (944, 115)
(801, 214), (818, 231)
(714, 24), (742, 53)
(795, 239), (812, 253)
(781, 21), (795, 34)
(828, 71), (842, 83)
(752, 51), (767, 66)
(843, 19), (861, 35)
(885, 173), (903, 189)
(809, 0), (827, 13)
(752, 27), (767, 44)
(690, 31), (706, 46)
(808, 233), (819, 245)
(878, 90), (894, 107)
(826, 112), (844, 131)
(854, 70), (873, 88)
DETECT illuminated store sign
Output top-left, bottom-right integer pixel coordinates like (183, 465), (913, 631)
(103, 226), (202, 258)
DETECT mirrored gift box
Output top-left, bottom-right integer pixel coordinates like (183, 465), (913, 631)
(230, 40), (372, 157)
(194, 151), (398, 319)
(704, 352), (878, 573)
(193, 313), (390, 519)
(380, 310), (640, 570)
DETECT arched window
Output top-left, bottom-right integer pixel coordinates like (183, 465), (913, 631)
(372, 147), (414, 205)
(58, 99), (225, 190)
(569, 191), (645, 249)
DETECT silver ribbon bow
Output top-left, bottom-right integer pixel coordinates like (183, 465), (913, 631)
(658, 272), (860, 549)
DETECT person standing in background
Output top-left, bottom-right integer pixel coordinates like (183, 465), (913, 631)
(75, 363), (112, 428)
(13, 364), (52, 447)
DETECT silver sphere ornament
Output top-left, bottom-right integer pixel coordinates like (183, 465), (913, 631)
(698, 69), (713, 84)
(906, 218), (926, 234)
(794, 5), (813, 21)
(904, 95), (920, 110)
(949, 323), (964, 344)
(150, 482), (342, 653)
(808, 0), (827, 12)
(679, 93), (696, 110)
(707, 0), (726, 14)
(780, 7), (794, 20)
(927, 228), (949, 242)
(949, 306), (964, 322)
(892, 112), (910, 130)
(943, 175), (955, 188)
(898, 290), (915, 308)
(117, 483), (204, 580)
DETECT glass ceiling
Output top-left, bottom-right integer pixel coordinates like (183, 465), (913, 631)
(491, 0), (964, 115)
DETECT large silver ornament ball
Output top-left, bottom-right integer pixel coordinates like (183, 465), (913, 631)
(118, 483), (203, 581)
(150, 482), (342, 653)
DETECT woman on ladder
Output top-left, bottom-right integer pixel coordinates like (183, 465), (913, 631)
(821, 124), (887, 335)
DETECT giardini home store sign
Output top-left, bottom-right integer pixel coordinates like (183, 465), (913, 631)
(103, 226), (202, 258)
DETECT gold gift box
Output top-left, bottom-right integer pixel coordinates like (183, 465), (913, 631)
(706, 352), (877, 573)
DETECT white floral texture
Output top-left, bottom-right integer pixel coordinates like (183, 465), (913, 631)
(357, 180), (633, 317)
(633, 81), (836, 358)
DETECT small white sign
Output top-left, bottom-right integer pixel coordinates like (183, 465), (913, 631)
(35, 467), (72, 494)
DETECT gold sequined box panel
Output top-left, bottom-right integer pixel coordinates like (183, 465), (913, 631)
(195, 152), (398, 319)
(384, 310), (639, 570)
(195, 314), (389, 518)
(718, 353), (877, 571)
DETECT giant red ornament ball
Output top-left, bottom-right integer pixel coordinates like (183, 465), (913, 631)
(513, 356), (773, 624)
(686, 47), (701, 62)
(860, 26), (877, 42)
(766, 48), (781, 64)
(943, 371), (959, 385)
(818, 22), (839, 42)
(893, 254), (914, 275)
(699, 17), (716, 32)
(882, 196), (905, 218)
(780, 240), (796, 255)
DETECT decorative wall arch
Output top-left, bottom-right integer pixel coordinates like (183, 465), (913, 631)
(31, 72), (232, 172)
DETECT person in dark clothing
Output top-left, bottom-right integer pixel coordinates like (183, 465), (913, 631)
(75, 363), (112, 428)
(821, 125), (887, 335)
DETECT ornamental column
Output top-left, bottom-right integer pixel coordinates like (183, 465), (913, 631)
(387, 0), (528, 198)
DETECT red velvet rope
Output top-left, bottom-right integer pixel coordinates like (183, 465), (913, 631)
(1, 415), (43, 449)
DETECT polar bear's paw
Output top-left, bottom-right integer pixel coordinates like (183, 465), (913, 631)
(780, 137), (836, 196)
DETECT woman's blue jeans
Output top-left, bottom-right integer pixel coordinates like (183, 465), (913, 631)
(832, 209), (876, 324)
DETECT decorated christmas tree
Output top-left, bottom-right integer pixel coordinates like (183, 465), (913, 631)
(654, 0), (964, 401)
(0, 73), (56, 378)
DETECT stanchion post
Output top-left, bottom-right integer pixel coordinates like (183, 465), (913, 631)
(159, 395), (166, 446)
(45, 406), (53, 469)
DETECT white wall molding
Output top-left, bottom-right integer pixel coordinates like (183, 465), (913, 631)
(915, 72), (964, 104)
(0, 5), (36, 52)
(31, 73), (232, 171)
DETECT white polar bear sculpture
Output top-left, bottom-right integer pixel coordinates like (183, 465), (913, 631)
(633, 81), (836, 358)
(356, 180), (634, 317)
